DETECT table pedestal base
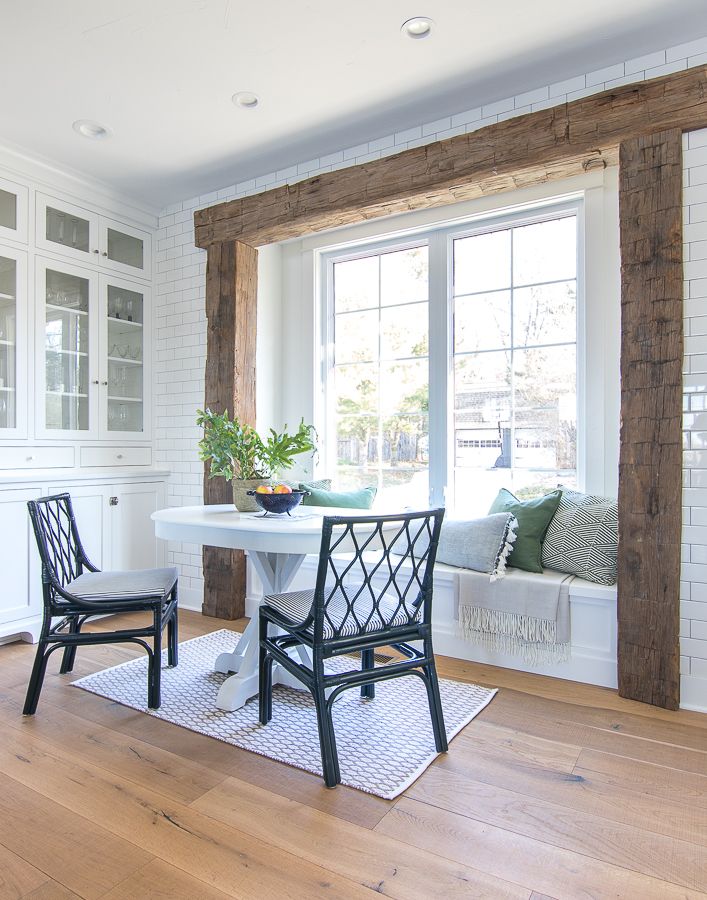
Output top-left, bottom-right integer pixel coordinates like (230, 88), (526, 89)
(215, 549), (317, 712)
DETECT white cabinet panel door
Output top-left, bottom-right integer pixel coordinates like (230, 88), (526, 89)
(55, 484), (109, 571)
(0, 488), (41, 625)
(111, 482), (165, 571)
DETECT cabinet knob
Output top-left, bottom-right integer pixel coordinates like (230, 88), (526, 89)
(116, 453), (123, 459)
(101, 380), (108, 386)
(92, 249), (99, 254)
(26, 455), (35, 461)
(102, 251), (108, 257)
(109, 496), (119, 506)
(92, 379), (99, 385)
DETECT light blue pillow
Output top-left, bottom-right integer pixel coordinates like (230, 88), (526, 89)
(392, 513), (517, 580)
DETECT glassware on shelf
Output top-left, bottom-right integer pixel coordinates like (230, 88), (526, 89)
(113, 295), (123, 319)
(128, 345), (141, 361)
(126, 298), (134, 322)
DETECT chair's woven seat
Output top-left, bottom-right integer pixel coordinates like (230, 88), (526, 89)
(67, 567), (178, 601)
(264, 586), (418, 639)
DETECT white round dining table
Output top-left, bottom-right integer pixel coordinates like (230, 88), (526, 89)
(151, 503), (397, 711)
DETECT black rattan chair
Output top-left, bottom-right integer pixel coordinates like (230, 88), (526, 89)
(258, 508), (446, 787)
(24, 493), (178, 714)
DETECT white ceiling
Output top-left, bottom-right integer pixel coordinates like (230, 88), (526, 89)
(2, 0), (707, 210)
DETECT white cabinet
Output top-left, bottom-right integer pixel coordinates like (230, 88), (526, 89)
(0, 476), (167, 644)
(54, 480), (166, 572)
(36, 193), (151, 279)
(63, 483), (110, 571)
(109, 481), (166, 570)
(0, 244), (28, 438)
(0, 176), (28, 244)
(35, 257), (150, 441)
(0, 487), (41, 640)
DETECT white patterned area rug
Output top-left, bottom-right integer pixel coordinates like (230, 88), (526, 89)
(72, 629), (497, 799)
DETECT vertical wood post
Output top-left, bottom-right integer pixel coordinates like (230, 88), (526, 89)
(617, 129), (683, 709)
(202, 240), (258, 619)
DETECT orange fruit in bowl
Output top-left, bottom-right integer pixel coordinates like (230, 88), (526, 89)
(255, 485), (273, 494)
(273, 484), (293, 494)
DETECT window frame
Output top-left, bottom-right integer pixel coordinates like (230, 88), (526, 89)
(318, 195), (589, 512)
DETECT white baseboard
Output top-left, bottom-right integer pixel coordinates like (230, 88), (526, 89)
(432, 621), (618, 688)
(178, 585), (204, 613)
(680, 674), (707, 713)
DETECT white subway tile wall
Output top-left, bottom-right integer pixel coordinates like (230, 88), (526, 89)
(683, 126), (707, 704)
(154, 36), (707, 702)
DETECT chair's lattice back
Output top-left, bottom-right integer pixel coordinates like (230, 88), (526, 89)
(27, 493), (88, 590)
(313, 509), (444, 642)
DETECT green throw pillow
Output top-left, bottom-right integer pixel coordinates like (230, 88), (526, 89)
(488, 488), (562, 573)
(300, 483), (376, 509)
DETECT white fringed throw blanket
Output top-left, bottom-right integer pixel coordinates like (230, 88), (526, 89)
(457, 567), (574, 663)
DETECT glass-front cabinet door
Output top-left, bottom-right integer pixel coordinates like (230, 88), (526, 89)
(102, 275), (148, 438)
(37, 194), (151, 279)
(36, 193), (99, 265)
(0, 245), (27, 436)
(101, 216), (151, 278)
(0, 177), (29, 244)
(36, 258), (98, 438)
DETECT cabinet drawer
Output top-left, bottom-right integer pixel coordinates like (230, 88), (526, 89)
(80, 446), (151, 467)
(0, 446), (75, 469)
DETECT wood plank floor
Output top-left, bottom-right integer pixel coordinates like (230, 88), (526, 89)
(0, 610), (705, 900)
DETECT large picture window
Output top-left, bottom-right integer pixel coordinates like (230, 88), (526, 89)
(323, 201), (583, 513)
(330, 246), (430, 508)
(452, 214), (577, 511)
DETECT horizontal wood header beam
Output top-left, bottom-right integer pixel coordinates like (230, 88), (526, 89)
(195, 66), (707, 249)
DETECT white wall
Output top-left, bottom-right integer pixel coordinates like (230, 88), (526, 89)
(153, 36), (707, 707)
(682, 127), (707, 711)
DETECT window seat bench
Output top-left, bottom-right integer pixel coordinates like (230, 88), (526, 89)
(245, 555), (618, 689)
(426, 561), (618, 689)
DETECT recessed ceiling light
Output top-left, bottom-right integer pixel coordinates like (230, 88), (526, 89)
(232, 91), (259, 109)
(72, 119), (111, 140)
(401, 16), (434, 39)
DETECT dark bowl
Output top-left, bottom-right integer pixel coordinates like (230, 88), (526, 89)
(245, 489), (309, 515)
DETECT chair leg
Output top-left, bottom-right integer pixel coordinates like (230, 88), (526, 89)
(259, 613), (273, 725)
(313, 677), (341, 788)
(360, 648), (375, 699)
(423, 640), (448, 753)
(148, 609), (163, 709)
(23, 642), (51, 716)
(59, 616), (81, 674)
(167, 603), (178, 668)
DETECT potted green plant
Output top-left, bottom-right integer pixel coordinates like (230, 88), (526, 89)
(197, 408), (317, 512)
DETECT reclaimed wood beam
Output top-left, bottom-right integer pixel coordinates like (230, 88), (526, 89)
(617, 129), (683, 709)
(202, 240), (258, 620)
(194, 66), (706, 248)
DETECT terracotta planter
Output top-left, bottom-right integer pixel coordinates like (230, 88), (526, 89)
(232, 478), (270, 512)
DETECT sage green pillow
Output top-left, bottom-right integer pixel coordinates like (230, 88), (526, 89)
(300, 483), (376, 509)
(488, 488), (562, 573)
